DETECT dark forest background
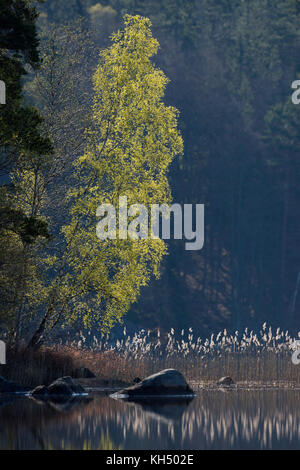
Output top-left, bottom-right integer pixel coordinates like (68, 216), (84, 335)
(1, 0), (300, 341)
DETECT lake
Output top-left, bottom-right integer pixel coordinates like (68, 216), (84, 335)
(0, 389), (299, 450)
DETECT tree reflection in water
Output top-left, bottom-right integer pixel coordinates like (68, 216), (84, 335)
(0, 390), (299, 449)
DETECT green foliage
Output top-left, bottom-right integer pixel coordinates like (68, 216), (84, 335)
(0, 1), (53, 342)
(60, 14), (182, 330)
(2, 0), (300, 344)
(26, 15), (182, 347)
(0, 20), (98, 348)
(0, 0), (52, 166)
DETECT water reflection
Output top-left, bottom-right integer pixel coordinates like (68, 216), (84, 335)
(0, 390), (299, 449)
(114, 396), (194, 424)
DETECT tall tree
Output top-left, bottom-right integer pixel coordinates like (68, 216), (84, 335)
(25, 15), (183, 348)
(0, 0), (52, 344)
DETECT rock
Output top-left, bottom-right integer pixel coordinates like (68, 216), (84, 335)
(216, 376), (235, 386)
(133, 377), (141, 384)
(72, 367), (96, 379)
(30, 377), (87, 397)
(61, 376), (86, 393)
(47, 376), (86, 396)
(48, 380), (72, 396)
(115, 369), (194, 397)
(30, 385), (48, 397)
(0, 376), (25, 394)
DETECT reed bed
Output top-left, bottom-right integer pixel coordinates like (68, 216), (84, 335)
(0, 346), (75, 388)
(1, 324), (299, 386)
(57, 323), (300, 384)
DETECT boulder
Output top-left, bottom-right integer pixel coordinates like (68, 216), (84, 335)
(115, 369), (194, 397)
(0, 375), (25, 394)
(47, 379), (73, 396)
(30, 385), (49, 397)
(47, 376), (86, 396)
(216, 376), (235, 386)
(72, 367), (96, 379)
(30, 377), (87, 397)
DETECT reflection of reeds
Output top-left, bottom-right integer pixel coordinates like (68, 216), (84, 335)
(58, 323), (300, 383)
(1, 391), (299, 450)
(0, 397), (123, 450)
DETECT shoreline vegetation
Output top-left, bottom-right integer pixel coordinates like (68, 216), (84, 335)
(1, 326), (299, 390)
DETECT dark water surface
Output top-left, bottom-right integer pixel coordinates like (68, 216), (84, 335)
(0, 390), (299, 450)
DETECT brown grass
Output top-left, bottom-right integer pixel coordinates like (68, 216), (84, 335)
(1, 325), (300, 387)
(0, 346), (75, 388)
(77, 349), (300, 384)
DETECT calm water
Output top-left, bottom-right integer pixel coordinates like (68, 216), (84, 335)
(0, 390), (299, 450)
